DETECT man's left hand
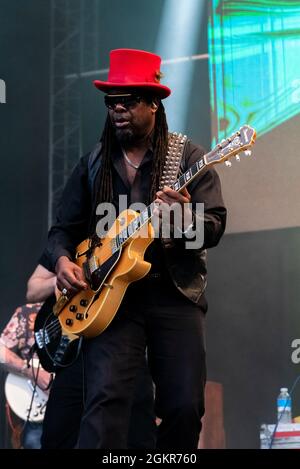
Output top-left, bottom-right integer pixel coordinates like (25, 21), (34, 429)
(154, 186), (193, 230)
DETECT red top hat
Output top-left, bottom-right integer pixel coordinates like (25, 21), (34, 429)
(94, 49), (171, 99)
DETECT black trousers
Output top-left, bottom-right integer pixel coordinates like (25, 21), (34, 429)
(77, 281), (206, 449)
(41, 354), (84, 449)
(41, 350), (156, 448)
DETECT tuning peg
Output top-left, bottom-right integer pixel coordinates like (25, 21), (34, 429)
(244, 150), (252, 157)
(225, 161), (232, 167)
(235, 155), (240, 162)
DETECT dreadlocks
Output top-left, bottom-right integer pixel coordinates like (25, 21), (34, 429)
(148, 101), (169, 202)
(91, 101), (168, 236)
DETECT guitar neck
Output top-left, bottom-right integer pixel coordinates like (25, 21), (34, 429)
(111, 125), (256, 253)
(169, 154), (206, 192)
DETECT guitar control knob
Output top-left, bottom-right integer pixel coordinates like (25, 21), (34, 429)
(225, 161), (232, 167)
(69, 305), (77, 312)
(34, 412), (38, 417)
(66, 318), (73, 326)
(80, 299), (88, 307)
(76, 313), (84, 321)
(37, 403), (42, 408)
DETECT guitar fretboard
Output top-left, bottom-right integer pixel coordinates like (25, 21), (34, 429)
(111, 155), (205, 253)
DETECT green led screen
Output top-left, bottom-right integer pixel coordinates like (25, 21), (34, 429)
(208, 0), (300, 233)
(209, 0), (300, 145)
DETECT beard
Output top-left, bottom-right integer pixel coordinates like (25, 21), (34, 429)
(114, 127), (136, 145)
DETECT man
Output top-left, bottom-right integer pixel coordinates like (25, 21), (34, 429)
(0, 301), (52, 448)
(27, 264), (156, 449)
(41, 48), (226, 449)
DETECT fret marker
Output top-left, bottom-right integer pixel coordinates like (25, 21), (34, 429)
(197, 160), (204, 170)
(128, 224), (133, 236)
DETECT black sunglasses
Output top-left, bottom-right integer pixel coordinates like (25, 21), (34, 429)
(104, 94), (143, 110)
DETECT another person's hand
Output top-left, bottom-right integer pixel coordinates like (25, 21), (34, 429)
(35, 368), (52, 392)
(23, 364), (52, 392)
(55, 256), (88, 295)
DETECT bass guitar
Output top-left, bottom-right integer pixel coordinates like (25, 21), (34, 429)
(34, 294), (80, 372)
(53, 125), (256, 338)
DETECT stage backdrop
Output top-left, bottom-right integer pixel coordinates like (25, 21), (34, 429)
(1, 0), (300, 449)
(0, 0), (50, 448)
(208, 0), (300, 233)
(206, 0), (300, 448)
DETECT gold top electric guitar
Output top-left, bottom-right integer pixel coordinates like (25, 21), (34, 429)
(53, 125), (256, 338)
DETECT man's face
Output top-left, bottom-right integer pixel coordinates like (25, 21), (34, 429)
(105, 89), (158, 145)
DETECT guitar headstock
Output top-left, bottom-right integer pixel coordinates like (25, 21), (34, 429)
(205, 125), (256, 167)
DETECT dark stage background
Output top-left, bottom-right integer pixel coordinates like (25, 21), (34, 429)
(0, 0), (300, 449)
(0, 1), (50, 317)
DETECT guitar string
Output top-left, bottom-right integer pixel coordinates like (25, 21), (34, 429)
(46, 323), (62, 338)
(42, 325), (61, 342)
(44, 318), (59, 333)
(43, 319), (62, 337)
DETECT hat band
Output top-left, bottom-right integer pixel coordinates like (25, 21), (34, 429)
(108, 72), (158, 84)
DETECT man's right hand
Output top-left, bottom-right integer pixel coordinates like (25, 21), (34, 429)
(55, 256), (88, 294)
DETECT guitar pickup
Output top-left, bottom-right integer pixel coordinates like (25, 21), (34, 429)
(83, 255), (99, 283)
(89, 255), (100, 273)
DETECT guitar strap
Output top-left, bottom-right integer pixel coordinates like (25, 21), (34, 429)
(159, 132), (188, 189)
(159, 132), (188, 249)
